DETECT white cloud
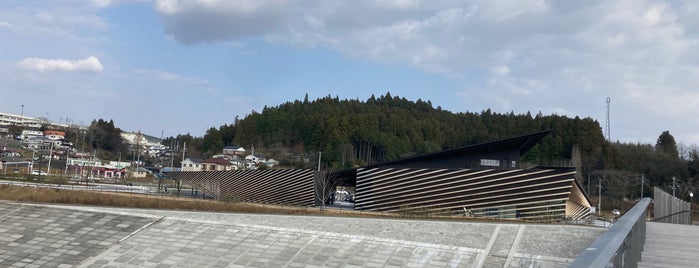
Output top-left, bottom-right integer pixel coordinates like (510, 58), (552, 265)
(155, 0), (291, 43)
(4, 0), (699, 144)
(491, 65), (510, 76)
(0, 1), (111, 47)
(18, 56), (104, 73)
(151, 0), (699, 144)
(133, 69), (210, 87)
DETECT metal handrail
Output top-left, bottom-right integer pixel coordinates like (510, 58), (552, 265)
(651, 210), (697, 222)
(569, 198), (650, 268)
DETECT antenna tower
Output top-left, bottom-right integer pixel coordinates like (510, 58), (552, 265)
(605, 97), (611, 142)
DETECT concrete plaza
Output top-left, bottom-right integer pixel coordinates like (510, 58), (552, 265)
(0, 201), (604, 267)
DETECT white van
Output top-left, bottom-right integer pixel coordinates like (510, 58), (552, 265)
(31, 170), (48, 176)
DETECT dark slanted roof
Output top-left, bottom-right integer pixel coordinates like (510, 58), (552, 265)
(363, 130), (550, 169)
(331, 130), (551, 182)
(202, 158), (232, 165)
(184, 157), (203, 163)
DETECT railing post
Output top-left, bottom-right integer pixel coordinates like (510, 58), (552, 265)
(570, 198), (650, 268)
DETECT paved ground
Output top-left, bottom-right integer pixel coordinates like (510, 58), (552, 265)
(639, 222), (699, 268)
(0, 201), (605, 267)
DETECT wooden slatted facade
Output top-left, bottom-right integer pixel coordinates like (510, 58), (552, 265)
(175, 169), (316, 206)
(170, 131), (592, 221)
(354, 167), (591, 220)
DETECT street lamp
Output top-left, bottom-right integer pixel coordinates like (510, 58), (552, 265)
(690, 192), (694, 204)
(690, 192), (694, 225)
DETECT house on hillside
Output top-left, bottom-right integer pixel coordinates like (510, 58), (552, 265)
(1, 149), (21, 158)
(223, 146), (245, 157)
(245, 154), (266, 164)
(262, 159), (279, 168)
(120, 131), (162, 148)
(181, 158), (203, 171)
(20, 129), (43, 140)
(43, 130), (66, 140)
(201, 158), (235, 171)
(24, 136), (61, 150)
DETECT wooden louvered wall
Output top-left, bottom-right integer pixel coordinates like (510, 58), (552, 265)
(355, 167), (590, 220)
(175, 169), (317, 206)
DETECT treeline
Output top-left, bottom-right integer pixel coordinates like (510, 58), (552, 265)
(603, 131), (699, 201)
(172, 93), (612, 171)
(78, 93), (698, 201)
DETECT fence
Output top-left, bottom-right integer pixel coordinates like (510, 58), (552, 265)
(653, 187), (691, 224)
(175, 169), (317, 207)
(569, 198), (650, 268)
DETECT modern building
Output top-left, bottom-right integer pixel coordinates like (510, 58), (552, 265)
(173, 131), (591, 221)
(334, 130), (592, 220)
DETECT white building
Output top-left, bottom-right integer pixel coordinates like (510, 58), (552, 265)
(0, 112), (42, 133)
(245, 154), (267, 164)
(121, 131), (163, 148)
(223, 146), (246, 156)
(0, 111), (73, 138)
(181, 158), (203, 171)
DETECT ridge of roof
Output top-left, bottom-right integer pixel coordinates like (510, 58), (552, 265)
(202, 158), (232, 165)
(365, 130), (551, 169)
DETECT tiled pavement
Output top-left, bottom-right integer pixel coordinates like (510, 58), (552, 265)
(0, 203), (155, 268)
(639, 222), (699, 268)
(0, 201), (605, 267)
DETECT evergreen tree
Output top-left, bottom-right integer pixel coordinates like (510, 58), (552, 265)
(656, 130), (679, 158)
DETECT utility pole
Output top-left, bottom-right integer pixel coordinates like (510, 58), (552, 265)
(672, 176), (677, 197)
(605, 97), (611, 142)
(317, 152), (322, 171)
(169, 140), (175, 169)
(587, 174), (590, 196)
(597, 178), (602, 215)
(117, 152), (121, 182)
(182, 141), (186, 163)
(641, 174), (646, 199)
(20, 104), (25, 139)
(29, 150), (35, 174)
(47, 141), (54, 176)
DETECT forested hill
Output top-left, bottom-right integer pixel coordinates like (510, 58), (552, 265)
(194, 93), (611, 170)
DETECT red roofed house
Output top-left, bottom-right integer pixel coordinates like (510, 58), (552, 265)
(201, 158), (234, 171)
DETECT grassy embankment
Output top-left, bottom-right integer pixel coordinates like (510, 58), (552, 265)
(0, 184), (506, 221)
(0, 184), (337, 216)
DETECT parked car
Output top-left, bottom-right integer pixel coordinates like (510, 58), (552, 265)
(611, 209), (620, 216)
(31, 170), (48, 176)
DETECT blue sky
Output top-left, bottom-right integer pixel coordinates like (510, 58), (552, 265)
(2, 0), (699, 149)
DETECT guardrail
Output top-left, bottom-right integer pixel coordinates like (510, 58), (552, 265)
(569, 198), (650, 268)
(653, 187), (691, 224)
(651, 210), (695, 223)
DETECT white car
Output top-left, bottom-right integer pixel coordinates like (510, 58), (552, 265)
(31, 170), (48, 176)
(612, 209), (620, 216)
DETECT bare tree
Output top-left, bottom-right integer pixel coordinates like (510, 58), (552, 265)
(315, 169), (338, 210)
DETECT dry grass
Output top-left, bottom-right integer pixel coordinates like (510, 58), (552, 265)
(0, 184), (329, 216)
(0, 184), (528, 223)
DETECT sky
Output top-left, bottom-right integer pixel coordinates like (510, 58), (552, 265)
(1, 0), (698, 146)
